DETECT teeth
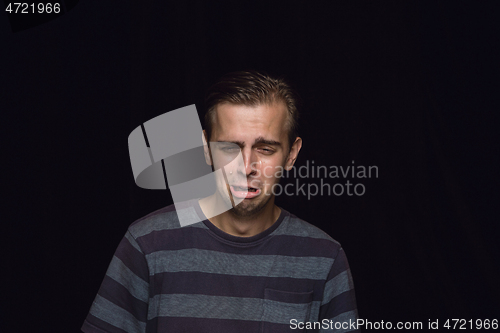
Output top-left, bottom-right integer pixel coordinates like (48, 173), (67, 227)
(233, 186), (257, 192)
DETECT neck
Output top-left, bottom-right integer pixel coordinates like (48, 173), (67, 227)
(199, 195), (281, 237)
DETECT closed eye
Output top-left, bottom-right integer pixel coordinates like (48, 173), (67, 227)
(218, 146), (240, 154)
(258, 147), (275, 155)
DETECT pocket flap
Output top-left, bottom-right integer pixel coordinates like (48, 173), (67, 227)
(264, 289), (314, 304)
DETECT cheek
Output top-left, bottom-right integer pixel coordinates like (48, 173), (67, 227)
(258, 157), (284, 181)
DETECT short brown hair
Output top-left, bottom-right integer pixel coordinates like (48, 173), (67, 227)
(204, 70), (300, 151)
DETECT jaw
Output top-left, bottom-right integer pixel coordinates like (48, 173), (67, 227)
(229, 192), (275, 219)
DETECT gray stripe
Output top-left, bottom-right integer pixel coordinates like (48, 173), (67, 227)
(309, 300), (321, 322)
(91, 294), (146, 333)
(125, 231), (142, 252)
(320, 309), (359, 333)
(146, 249), (333, 280)
(148, 294), (263, 321)
(272, 217), (339, 243)
(321, 270), (354, 305)
(148, 294), (322, 324)
(106, 256), (149, 303)
(130, 207), (207, 238)
(262, 299), (321, 324)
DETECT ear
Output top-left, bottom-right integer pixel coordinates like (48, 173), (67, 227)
(285, 137), (302, 171)
(202, 130), (213, 166)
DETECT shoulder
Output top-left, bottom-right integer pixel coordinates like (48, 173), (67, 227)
(128, 200), (206, 239)
(277, 210), (340, 245)
(273, 209), (342, 258)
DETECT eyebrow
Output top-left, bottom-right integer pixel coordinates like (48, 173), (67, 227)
(215, 136), (282, 148)
(254, 136), (282, 147)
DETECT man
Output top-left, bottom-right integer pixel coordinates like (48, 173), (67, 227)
(82, 71), (359, 332)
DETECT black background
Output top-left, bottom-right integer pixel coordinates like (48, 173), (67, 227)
(2, 1), (499, 332)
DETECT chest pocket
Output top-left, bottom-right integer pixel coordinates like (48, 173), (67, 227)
(260, 289), (313, 333)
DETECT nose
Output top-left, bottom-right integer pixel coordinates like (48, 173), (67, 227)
(242, 148), (259, 177)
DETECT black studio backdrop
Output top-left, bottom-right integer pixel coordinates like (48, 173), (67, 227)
(2, 1), (499, 332)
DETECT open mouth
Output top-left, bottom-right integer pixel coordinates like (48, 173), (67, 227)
(232, 186), (258, 192)
(229, 185), (261, 199)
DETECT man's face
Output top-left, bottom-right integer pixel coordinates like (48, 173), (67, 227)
(207, 102), (300, 218)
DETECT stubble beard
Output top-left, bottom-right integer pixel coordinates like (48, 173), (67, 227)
(215, 174), (278, 218)
(229, 193), (272, 218)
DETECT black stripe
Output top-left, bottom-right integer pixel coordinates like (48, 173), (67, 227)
(137, 227), (338, 257)
(145, 316), (158, 333)
(328, 248), (349, 279)
(260, 321), (295, 333)
(265, 288), (313, 303)
(150, 271), (324, 301)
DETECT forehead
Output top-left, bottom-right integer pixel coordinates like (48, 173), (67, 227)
(212, 102), (288, 141)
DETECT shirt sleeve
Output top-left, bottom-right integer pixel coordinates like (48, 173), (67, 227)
(82, 230), (150, 333)
(318, 247), (360, 333)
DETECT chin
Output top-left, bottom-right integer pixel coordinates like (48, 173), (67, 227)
(231, 196), (270, 218)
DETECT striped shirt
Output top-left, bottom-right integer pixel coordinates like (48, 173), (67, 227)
(82, 200), (359, 333)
